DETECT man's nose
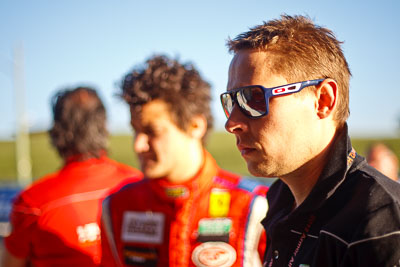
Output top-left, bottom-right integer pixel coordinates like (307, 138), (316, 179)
(134, 133), (150, 153)
(224, 106), (248, 134)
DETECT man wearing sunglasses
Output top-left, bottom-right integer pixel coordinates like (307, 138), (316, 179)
(222, 15), (400, 266)
(100, 55), (269, 267)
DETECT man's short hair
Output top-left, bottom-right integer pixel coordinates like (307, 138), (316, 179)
(227, 15), (351, 126)
(120, 55), (213, 142)
(49, 87), (108, 159)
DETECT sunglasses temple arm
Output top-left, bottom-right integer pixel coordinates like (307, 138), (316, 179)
(304, 79), (325, 87)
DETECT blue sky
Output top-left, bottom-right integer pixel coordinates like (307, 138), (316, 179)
(1, 0), (399, 139)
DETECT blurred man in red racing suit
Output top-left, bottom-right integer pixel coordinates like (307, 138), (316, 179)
(100, 55), (269, 267)
(2, 87), (141, 267)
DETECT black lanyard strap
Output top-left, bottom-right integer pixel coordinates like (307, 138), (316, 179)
(288, 214), (316, 266)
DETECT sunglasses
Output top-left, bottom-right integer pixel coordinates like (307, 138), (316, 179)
(220, 79), (324, 118)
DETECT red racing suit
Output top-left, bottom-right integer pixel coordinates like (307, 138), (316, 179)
(101, 151), (269, 267)
(5, 155), (142, 267)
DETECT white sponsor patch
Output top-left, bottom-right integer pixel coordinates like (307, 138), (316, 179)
(76, 222), (100, 243)
(192, 242), (237, 267)
(121, 211), (164, 244)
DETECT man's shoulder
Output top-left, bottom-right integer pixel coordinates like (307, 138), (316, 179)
(15, 171), (62, 206)
(291, 165), (400, 265)
(349, 162), (400, 208)
(321, 164), (400, 243)
(324, 160), (400, 215)
(15, 158), (140, 209)
(100, 156), (141, 177)
(61, 156), (142, 192)
(354, 164), (400, 225)
(6, 172), (63, 219)
(106, 179), (149, 201)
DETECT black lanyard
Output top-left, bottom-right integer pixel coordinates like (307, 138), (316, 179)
(288, 214), (316, 266)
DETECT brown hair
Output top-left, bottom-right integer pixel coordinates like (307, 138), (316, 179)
(120, 55), (213, 142)
(227, 15), (351, 125)
(49, 87), (108, 159)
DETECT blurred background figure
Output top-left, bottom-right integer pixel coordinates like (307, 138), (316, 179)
(366, 143), (399, 182)
(101, 55), (269, 267)
(1, 87), (141, 267)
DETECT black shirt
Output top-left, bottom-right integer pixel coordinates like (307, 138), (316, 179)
(262, 124), (400, 267)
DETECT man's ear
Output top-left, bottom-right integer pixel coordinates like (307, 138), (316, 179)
(188, 115), (207, 139)
(315, 79), (337, 119)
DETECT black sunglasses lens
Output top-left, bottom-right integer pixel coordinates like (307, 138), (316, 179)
(237, 86), (267, 117)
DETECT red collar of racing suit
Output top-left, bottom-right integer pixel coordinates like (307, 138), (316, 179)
(147, 150), (218, 205)
(64, 150), (107, 164)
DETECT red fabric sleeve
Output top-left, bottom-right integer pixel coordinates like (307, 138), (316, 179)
(4, 194), (40, 259)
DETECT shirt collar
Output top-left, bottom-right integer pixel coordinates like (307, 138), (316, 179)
(148, 150), (218, 203)
(64, 150), (107, 164)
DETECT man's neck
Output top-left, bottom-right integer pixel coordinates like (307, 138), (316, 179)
(280, 128), (338, 209)
(64, 151), (105, 164)
(166, 144), (205, 184)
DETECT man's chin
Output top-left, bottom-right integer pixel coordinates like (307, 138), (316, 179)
(145, 175), (161, 180)
(143, 172), (162, 179)
(142, 166), (164, 179)
(247, 161), (272, 178)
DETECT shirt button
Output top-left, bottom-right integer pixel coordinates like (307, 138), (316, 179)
(273, 250), (279, 260)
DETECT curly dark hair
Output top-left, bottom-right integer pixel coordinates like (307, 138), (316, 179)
(49, 87), (108, 159)
(227, 15), (351, 126)
(121, 55), (213, 142)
